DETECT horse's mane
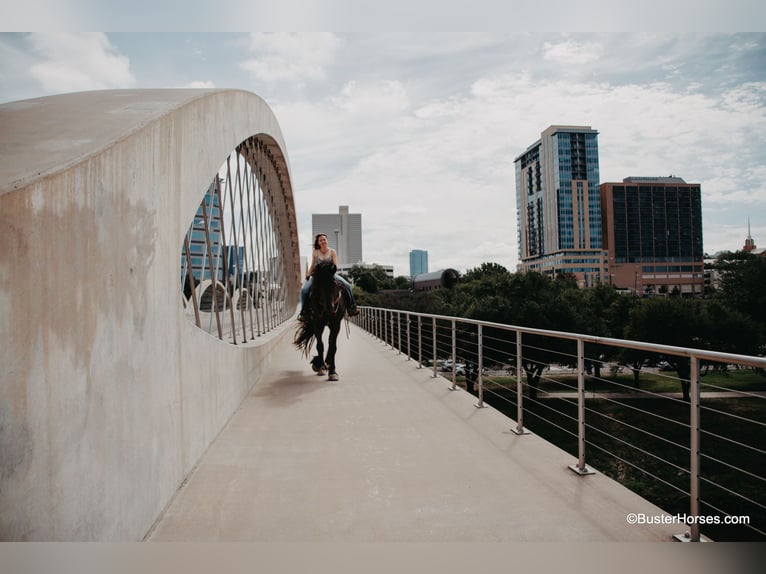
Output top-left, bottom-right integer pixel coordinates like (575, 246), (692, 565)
(294, 259), (347, 355)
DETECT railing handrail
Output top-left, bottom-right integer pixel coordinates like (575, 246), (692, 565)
(359, 306), (766, 370)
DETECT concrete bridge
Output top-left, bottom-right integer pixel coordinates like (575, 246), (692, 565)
(0, 89), (680, 543)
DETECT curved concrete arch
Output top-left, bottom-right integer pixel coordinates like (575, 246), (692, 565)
(0, 90), (300, 540)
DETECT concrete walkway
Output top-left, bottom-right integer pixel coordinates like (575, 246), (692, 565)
(146, 323), (682, 542)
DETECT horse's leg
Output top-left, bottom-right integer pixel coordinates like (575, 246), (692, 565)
(313, 324), (326, 375)
(326, 318), (341, 381)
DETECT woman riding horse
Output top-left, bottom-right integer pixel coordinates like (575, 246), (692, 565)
(298, 233), (358, 321)
(294, 258), (348, 380)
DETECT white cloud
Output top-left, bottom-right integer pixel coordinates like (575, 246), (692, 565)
(240, 32), (341, 85)
(332, 80), (409, 116)
(542, 39), (604, 66)
(25, 32), (135, 93)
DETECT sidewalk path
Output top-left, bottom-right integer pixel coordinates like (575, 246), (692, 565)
(146, 324), (681, 542)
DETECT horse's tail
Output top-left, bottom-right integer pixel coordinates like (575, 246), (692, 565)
(294, 321), (315, 357)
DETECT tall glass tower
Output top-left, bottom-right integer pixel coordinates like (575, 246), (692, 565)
(514, 125), (607, 286)
(409, 249), (429, 278)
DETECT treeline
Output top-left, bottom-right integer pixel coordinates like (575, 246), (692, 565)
(345, 253), (766, 400)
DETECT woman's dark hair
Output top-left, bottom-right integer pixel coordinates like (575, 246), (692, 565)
(313, 233), (327, 250)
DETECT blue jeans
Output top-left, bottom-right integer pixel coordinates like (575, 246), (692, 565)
(300, 274), (356, 313)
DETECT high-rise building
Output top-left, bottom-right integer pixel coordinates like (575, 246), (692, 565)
(182, 179), (223, 281)
(514, 125), (607, 286)
(311, 205), (363, 267)
(600, 176), (704, 296)
(409, 249), (429, 277)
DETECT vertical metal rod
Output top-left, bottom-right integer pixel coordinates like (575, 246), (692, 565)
(243, 148), (257, 339)
(418, 315), (423, 368)
(233, 150), (248, 342)
(569, 338), (593, 475)
(513, 331), (528, 434)
(576, 338), (586, 468)
(251, 149), (263, 332)
(390, 312), (395, 349)
(216, 171), (238, 344)
(432, 316), (437, 378)
(397, 311), (401, 354)
(265, 175), (277, 331)
(406, 313), (411, 361)
(476, 324), (485, 407)
(451, 319), (457, 389)
(690, 355), (701, 542)
(254, 153), (267, 335)
(200, 192), (224, 340)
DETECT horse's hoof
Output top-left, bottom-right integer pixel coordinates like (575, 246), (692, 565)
(328, 372), (338, 381)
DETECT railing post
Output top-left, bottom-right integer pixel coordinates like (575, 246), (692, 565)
(389, 312), (395, 349)
(417, 315), (423, 368)
(475, 324), (486, 408)
(406, 313), (411, 361)
(432, 316), (437, 378)
(569, 338), (594, 475)
(450, 319), (457, 390)
(397, 311), (402, 354)
(512, 330), (529, 435)
(676, 355), (702, 542)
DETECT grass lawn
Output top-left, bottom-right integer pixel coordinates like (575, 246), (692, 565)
(480, 367), (766, 395)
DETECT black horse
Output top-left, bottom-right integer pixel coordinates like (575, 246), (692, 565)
(294, 259), (347, 381)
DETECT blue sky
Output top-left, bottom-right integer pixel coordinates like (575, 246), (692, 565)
(2, 28), (765, 275)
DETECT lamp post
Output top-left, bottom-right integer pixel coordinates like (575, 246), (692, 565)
(334, 229), (340, 266)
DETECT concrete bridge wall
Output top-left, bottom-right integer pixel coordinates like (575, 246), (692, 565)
(0, 90), (301, 540)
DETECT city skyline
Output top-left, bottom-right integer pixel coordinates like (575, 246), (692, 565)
(1, 32), (765, 276)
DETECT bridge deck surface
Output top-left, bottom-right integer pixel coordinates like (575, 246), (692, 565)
(147, 324), (680, 542)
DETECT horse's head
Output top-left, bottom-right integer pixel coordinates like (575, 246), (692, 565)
(309, 258), (344, 314)
(312, 259), (337, 282)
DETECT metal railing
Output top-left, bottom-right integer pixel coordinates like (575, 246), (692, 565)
(353, 306), (766, 542)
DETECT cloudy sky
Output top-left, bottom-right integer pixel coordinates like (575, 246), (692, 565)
(2, 30), (765, 276)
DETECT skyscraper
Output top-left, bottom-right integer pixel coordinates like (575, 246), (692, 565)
(409, 249), (429, 277)
(182, 179), (223, 281)
(514, 125), (607, 286)
(311, 205), (363, 267)
(600, 176), (704, 296)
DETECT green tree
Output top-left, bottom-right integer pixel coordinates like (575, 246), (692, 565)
(393, 275), (412, 290)
(700, 300), (762, 358)
(625, 298), (703, 400)
(714, 251), (766, 341)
